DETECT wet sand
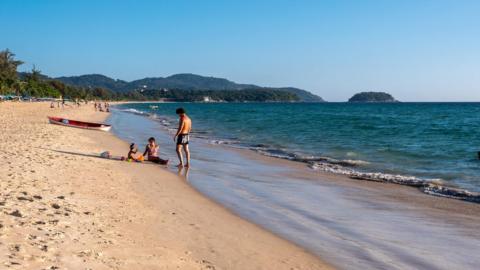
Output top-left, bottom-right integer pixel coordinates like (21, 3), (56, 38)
(0, 102), (330, 269)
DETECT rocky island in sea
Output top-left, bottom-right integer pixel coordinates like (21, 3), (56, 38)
(348, 92), (398, 103)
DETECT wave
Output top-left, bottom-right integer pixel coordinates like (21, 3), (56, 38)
(253, 147), (369, 166)
(252, 146), (480, 203)
(119, 108), (147, 115)
(209, 139), (241, 145)
(310, 161), (480, 203)
(118, 108), (173, 127)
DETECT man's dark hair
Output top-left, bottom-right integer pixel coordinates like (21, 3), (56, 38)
(176, 107), (186, 114)
(148, 137), (155, 142)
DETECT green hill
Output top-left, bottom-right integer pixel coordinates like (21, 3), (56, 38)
(54, 73), (324, 102)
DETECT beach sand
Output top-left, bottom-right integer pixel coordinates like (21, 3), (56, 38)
(0, 102), (331, 269)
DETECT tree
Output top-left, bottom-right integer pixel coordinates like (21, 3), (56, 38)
(11, 80), (25, 96)
(0, 49), (24, 94)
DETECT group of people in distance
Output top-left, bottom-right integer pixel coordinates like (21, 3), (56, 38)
(50, 98), (85, 109)
(94, 102), (110, 112)
(123, 107), (192, 168)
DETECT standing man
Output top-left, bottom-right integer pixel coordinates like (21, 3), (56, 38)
(173, 107), (192, 167)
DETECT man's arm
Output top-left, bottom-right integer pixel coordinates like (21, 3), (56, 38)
(143, 145), (149, 156)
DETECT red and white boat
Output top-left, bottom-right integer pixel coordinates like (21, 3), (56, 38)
(48, 116), (112, 131)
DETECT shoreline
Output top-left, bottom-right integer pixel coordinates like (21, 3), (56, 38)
(109, 104), (480, 269)
(0, 102), (331, 269)
(115, 102), (480, 203)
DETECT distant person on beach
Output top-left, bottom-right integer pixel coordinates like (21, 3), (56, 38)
(173, 107), (192, 167)
(143, 137), (169, 165)
(94, 102), (97, 111)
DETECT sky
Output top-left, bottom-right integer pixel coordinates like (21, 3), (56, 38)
(1, 0), (479, 101)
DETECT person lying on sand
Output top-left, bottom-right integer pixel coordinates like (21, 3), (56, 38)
(143, 137), (169, 165)
(127, 143), (144, 162)
(173, 107), (192, 168)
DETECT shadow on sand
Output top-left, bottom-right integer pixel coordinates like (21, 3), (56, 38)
(40, 148), (123, 161)
(40, 148), (164, 165)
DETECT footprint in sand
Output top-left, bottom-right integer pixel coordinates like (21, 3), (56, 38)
(9, 210), (23, 218)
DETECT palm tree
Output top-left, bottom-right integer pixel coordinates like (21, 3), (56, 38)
(0, 49), (24, 91)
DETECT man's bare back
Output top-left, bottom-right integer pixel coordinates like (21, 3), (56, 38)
(179, 115), (192, 134)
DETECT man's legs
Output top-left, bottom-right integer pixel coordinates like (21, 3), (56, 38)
(176, 144), (184, 167)
(184, 144), (190, 167)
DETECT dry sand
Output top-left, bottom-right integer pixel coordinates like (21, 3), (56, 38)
(0, 102), (331, 270)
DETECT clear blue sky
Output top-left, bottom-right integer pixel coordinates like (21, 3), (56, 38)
(1, 0), (479, 101)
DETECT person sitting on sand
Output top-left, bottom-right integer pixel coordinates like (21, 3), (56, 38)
(173, 107), (192, 167)
(127, 143), (144, 162)
(143, 137), (169, 165)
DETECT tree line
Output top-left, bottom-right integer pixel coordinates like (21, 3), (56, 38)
(0, 49), (300, 102)
(0, 49), (120, 100)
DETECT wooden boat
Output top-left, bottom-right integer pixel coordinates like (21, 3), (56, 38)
(48, 116), (112, 131)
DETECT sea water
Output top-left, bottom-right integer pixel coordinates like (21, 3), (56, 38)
(108, 103), (480, 270)
(116, 102), (480, 196)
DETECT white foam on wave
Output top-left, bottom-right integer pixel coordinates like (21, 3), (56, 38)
(310, 161), (480, 203)
(121, 108), (146, 115)
(309, 162), (354, 175)
(422, 184), (480, 202)
(343, 159), (370, 166)
(209, 139), (241, 145)
(160, 119), (171, 126)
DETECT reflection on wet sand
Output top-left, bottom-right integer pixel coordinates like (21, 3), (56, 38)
(177, 166), (190, 181)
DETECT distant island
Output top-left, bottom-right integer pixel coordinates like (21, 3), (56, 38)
(348, 92), (398, 103)
(1, 48), (324, 102)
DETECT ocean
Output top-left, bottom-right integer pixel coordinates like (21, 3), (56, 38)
(116, 102), (480, 195)
(108, 102), (480, 270)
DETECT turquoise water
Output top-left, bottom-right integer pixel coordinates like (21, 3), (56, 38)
(117, 102), (480, 194)
(109, 108), (480, 269)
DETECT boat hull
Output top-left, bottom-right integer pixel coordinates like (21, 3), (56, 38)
(48, 117), (112, 131)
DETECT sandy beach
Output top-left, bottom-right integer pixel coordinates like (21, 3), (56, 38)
(0, 102), (331, 269)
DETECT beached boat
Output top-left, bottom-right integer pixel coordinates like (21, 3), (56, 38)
(48, 116), (112, 131)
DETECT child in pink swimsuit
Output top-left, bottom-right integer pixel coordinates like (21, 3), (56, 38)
(143, 137), (168, 165)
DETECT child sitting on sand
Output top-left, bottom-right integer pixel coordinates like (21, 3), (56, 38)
(143, 137), (169, 165)
(127, 143), (144, 162)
